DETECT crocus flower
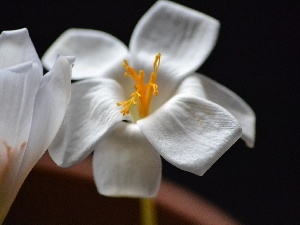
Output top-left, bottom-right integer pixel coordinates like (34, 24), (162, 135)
(42, 0), (255, 198)
(0, 28), (73, 222)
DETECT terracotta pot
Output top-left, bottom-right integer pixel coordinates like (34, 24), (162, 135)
(5, 153), (241, 225)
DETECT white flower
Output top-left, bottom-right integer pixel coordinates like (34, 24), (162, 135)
(0, 28), (73, 222)
(42, 0), (255, 198)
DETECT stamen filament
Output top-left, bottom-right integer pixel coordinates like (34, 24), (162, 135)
(117, 53), (161, 118)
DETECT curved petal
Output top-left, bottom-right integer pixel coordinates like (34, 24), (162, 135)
(176, 74), (256, 147)
(137, 94), (242, 176)
(48, 78), (129, 167)
(0, 141), (26, 223)
(0, 62), (41, 148)
(93, 122), (162, 198)
(130, 0), (219, 79)
(0, 28), (42, 73)
(0, 56), (73, 222)
(42, 29), (128, 80)
(0, 62), (41, 220)
(17, 56), (73, 179)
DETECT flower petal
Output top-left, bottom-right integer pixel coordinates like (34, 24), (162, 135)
(0, 62), (41, 218)
(0, 28), (42, 73)
(0, 62), (41, 148)
(130, 0), (219, 79)
(137, 94), (242, 176)
(0, 56), (73, 222)
(93, 122), (162, 198)
(17, 56), (73, 180)
(0, 141), (26, 222)
(176, 74), (256, 147)
(48, 78), (128, 167)
(42, 29), (128, 80)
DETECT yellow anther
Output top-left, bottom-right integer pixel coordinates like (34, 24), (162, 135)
(153, 53), (161, 73)
(149, 83), (158, 95)
(116, 91), (141, 116)
(117, 53), (161, 118)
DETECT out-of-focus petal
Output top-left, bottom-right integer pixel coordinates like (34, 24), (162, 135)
(48, 78), (129, 167)
(1, 56), (73, 221)
(0, 62), (41, 148)
(176, 74), (256, 147)
(93, 122), (162, 198)
(17, 56), (73, 181)
(42, 29), (128, 80)
(130, 0), (219, 80)
(0, 62), (41, 218)
(0, 141), (26, 222)
(138, 94), (242, 176)
(0, 28), (42, 73)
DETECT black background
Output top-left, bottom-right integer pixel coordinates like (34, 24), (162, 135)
(1, 1), (299, 224)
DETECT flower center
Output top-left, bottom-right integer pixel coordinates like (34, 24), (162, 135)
(117, 53), (161, 118)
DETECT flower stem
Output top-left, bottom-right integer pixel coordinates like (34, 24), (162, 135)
(140, 198), (157, 225)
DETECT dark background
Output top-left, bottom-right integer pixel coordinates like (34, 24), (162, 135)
(1, 1), (299, 224)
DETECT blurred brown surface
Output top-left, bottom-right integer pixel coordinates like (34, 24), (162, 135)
(5, 153), (241, 225)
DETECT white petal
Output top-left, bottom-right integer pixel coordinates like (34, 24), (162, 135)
(17, 56), (73, 180)
(0, 28), (42, 73)
(48, 78), (128, 167)
(176, 74), (256, 147)
(0, 62), (41, 147)
(42, 29), (128, 80)
(137, 94), (242, 176)
(93, 122), (162, 198)
(130, 1), (219, 79)
(0, 56), (73, 221)
(0, 62), (41, 218)
(0, 141), (26, 221)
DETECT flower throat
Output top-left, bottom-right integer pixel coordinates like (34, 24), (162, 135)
(117, 53), (161, 118)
